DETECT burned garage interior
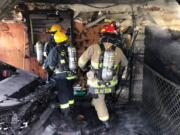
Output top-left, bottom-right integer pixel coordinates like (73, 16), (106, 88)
(0, 0), (180, 135)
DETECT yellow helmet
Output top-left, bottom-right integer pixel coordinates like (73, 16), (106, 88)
(54, 31), (68, 43)
(49, 24), (61, 32)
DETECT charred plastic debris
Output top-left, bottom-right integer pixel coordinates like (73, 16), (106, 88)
(0, 1), (179, 135)
(0, 70), (55, 134)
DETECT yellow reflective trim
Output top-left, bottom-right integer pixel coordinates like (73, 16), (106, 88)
(66, 76), (76, 80)
(60, 103), (69, 109)
(68, 99), (75, 105)
(87, 78), (118, 88)
(93, 88), (112, 94)
(104, 88), (112, 93)
(99, 115), (109, 121)
(110, 79), (118, 85)
(61, 51), (65, 56)
(60, 59), (66, 64)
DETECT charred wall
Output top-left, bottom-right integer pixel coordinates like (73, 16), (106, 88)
(0, 23), (45, 78)
(143, 26), (180, 135)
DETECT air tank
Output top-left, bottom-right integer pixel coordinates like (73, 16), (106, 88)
(35, 41), (44, 64)
(102, 50), (115, 81)
(67, 45), (77, 71)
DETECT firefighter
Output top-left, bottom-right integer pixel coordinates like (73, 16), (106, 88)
(46, 31), (77, 118)
(44, 24), (62, 58)
(78, 23), (128, 132)
(43, 24), (62, 82)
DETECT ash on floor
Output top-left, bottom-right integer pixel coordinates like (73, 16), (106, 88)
(108, 103), (156, 135)
(41, 102), (156, 135)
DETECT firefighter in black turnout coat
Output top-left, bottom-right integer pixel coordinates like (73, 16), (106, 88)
(46, 31), (77, 117)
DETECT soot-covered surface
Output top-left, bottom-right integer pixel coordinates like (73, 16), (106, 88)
(38, 102), (156, 135)
(107, 104), (155, 135)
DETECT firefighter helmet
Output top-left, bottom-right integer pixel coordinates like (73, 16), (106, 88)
(54, 31), (68, 43)
(100, 23), (117, 34)
(49, 24), (61, 33)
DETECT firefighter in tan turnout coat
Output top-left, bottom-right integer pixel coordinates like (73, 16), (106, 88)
(78, 23), (128, 131)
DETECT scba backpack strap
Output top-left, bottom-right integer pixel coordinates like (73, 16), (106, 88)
(97, 39), (116, 83)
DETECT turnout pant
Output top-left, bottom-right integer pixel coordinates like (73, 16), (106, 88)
(54, 76), (75, 110)
(92, 94), (109, 122)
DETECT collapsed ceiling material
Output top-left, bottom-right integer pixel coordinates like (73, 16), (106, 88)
(0, 0), (179, 29)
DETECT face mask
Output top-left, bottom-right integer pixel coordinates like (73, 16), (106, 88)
(101, 37), (116, 44)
